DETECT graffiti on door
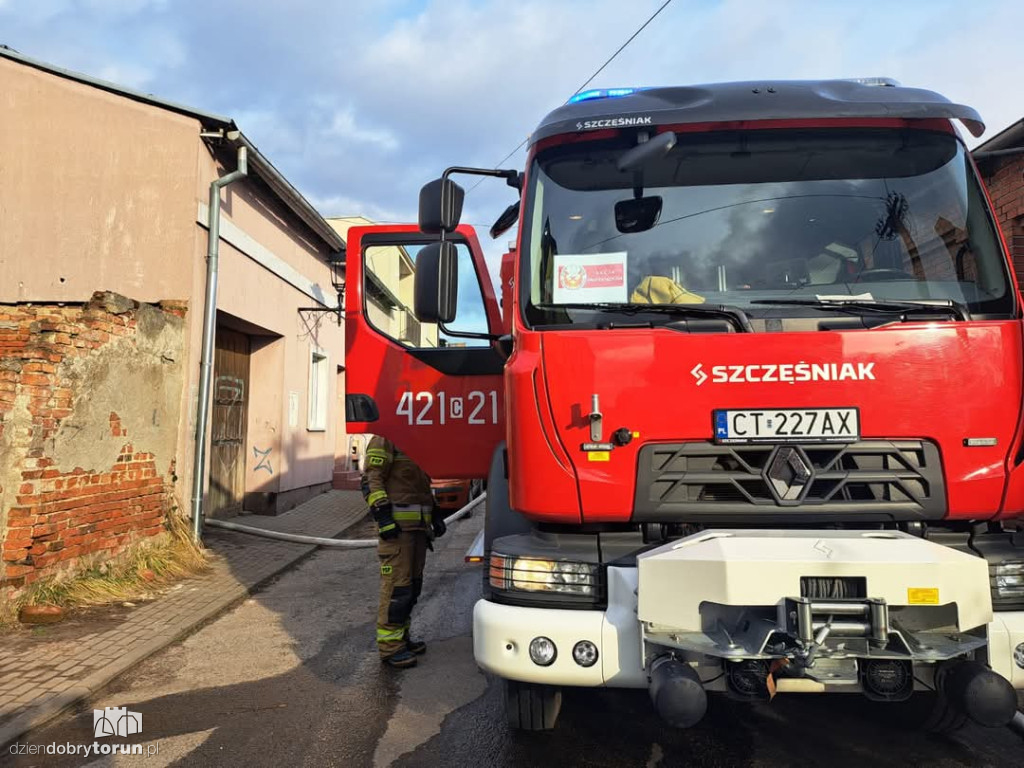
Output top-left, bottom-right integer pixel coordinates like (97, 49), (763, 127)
(213, 375), (246, 484)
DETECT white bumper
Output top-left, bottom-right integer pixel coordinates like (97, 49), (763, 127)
(473, 531), (1024, 692)
(472, 566), (646, 688)
(988, 611), (1024, 689)
(637, 529), (993, 632)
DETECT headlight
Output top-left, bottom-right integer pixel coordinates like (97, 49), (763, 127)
(489, 553), (598, 597)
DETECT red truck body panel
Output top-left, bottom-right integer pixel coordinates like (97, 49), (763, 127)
(344, 224), (505, 479)
(344, 110), (1024, 525)
(504, 322), (1024, 523)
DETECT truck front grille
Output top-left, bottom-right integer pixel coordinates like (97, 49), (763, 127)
(633, 440), (944, 521)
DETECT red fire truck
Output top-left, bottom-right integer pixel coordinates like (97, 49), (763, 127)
(345, 79), (1024, 734)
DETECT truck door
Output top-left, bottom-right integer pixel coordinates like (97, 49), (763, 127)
(344, 224), (505, 479)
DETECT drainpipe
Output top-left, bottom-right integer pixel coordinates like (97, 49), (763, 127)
(190, 145), (248, 542)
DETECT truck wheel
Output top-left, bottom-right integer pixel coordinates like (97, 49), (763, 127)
(887, 692), (968, 733)
(505, 679), (562, 731)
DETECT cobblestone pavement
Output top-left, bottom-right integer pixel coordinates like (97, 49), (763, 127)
(0, 490), (368, 748)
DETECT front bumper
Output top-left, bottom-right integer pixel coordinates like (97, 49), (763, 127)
(473, 531), (1024, 691)
(988, 611), (1024, 689)
(472, 566), (646, 688)
(473, 596), (1024, 692)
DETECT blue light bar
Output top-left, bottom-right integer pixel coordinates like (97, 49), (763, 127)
(567, 88), (638, 104)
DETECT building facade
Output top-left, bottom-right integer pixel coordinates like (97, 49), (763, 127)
(974, 120), (1024, 280)
(0, 47), (348, 588)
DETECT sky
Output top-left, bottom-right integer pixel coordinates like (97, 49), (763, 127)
(2, 0), (1022, 288)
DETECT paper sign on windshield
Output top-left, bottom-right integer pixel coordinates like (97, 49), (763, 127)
(552, 252), (628, 304)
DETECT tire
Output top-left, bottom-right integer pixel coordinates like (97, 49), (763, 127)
(505, 679), (562, 731)
(886, 692), (968, 734)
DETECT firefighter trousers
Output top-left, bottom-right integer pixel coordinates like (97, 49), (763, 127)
(376, 529), (428, 657)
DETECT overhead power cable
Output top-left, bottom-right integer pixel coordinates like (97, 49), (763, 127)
(469, 0), (674, 193)
(571, 0), (673, 97)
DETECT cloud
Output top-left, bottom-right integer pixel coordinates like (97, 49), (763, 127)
(82, 0), (169, 15)
(311, 194), (407, 224)
(94, 61), (155, 89)
(1, 0), (1020, 251)
(325, 108), (399, 152)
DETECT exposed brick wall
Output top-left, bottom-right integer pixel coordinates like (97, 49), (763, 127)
(979, 154), (1024, 282)
(0, 293), (187, 589)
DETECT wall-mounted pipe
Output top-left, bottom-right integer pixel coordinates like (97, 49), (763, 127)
(191, 146), (248, 542)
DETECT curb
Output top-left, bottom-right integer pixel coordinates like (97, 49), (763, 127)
(0, 537), (327, 749)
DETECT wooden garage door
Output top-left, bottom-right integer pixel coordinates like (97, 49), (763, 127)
(209, 327), (250, 518)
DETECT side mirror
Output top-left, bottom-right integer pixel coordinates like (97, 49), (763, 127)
(489, 201), (521, 240)
(414, 241), (458, 323)
(615, 196), (663, 233)
(419, 178), (465, 234)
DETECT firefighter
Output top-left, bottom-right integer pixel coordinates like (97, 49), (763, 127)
(361, 435), (446, 668)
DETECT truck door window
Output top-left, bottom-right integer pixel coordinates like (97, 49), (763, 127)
(363, 242), (490, 348)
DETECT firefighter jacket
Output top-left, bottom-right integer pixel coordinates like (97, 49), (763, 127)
(361, 436), (435, 530)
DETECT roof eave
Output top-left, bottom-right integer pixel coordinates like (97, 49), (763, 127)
(231, 132), (346, 255)
(0, 44), (234, 128)
(972, 118), (1024, 154)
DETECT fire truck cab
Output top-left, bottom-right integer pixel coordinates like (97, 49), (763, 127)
(345, 79), (1024, 734)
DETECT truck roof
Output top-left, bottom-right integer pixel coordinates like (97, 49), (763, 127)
(530, 79), (984, 147)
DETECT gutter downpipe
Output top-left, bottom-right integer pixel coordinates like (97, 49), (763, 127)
(191, 145), (248, 542)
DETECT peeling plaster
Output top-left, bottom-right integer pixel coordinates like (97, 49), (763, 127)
(49, 304), (185, 474)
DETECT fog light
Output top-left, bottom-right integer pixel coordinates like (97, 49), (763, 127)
(572, 640), (599, 667)
(1014, 642), (1024, 670)
(529, 636), (557, 666)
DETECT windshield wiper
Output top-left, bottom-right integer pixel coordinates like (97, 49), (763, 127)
(750, 297), (970, 321)
(536, 302), (754, 333)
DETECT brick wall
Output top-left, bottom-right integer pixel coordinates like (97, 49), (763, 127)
(0, 292), (187, 589)
(979, 154), (1024, 281)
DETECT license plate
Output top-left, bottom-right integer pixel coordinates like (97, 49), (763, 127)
(713, 408), (859, 443)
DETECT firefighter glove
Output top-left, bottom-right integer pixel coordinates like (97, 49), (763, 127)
(371, 499), (400, 540)
(431, 515), (447, 540)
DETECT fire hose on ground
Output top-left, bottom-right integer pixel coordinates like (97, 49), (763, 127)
(203, 491), (487, 548)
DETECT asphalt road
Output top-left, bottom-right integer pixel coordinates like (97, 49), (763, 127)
(8, 513), (1024, 767)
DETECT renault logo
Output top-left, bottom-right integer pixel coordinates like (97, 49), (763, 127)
(766, 447), (812, 501)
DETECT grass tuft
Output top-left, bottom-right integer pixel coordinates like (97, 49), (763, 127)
(1, 511), (209, 629)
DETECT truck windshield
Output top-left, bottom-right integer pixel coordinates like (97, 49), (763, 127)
(520, 128), (1012, 328)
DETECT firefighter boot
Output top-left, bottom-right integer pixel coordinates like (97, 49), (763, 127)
(382, 648), (417, 669)
(406, 638), (427, 655)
